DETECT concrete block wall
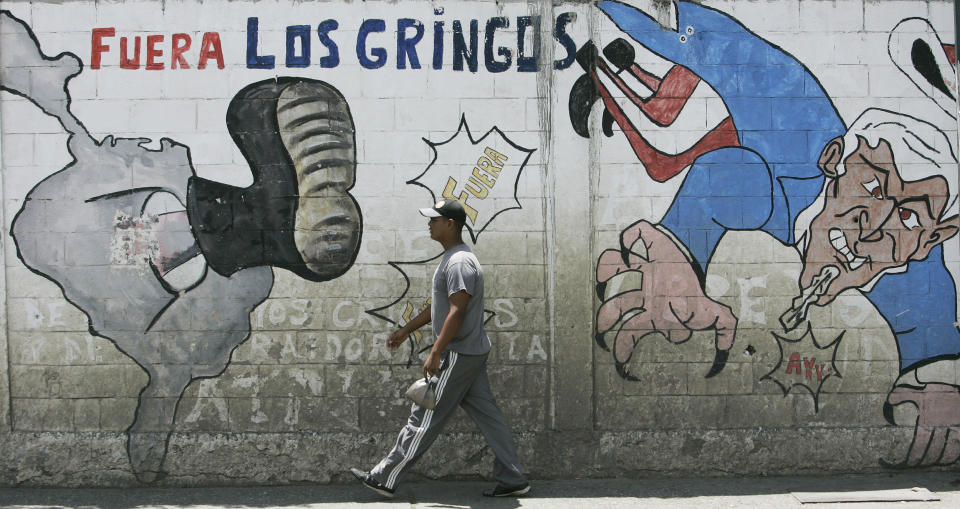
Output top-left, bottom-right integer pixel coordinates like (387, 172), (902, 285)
(0, 0), (958, 486)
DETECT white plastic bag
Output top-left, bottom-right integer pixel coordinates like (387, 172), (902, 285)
(404, 377), (437, 409)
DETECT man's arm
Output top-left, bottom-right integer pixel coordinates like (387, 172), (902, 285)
(863, 251), (960, 467)
(387, 307), (431, 350)
(423, 290), (470, 378)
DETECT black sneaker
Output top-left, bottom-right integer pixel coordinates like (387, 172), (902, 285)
(482, 482), (531, 497)
(350, 468), (395, 499)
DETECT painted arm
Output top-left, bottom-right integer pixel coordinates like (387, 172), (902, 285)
(599, 0), (844, 145)
(597, 1), (747, 76)
(660, 147), (776, 271)
(866, 248), (960, 467)
(865, 247), (960, 371)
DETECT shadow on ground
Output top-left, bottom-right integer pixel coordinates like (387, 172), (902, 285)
(1, 472), (959, 508)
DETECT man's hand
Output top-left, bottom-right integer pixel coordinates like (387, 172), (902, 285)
(388, 307), (431, 351)
(423, 350), (442, 379)
(882, 382), (960, 467)
(596, 220), (737, 380)
(387, 329), (409, 350)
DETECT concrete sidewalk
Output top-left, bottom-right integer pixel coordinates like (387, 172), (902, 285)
(1, 472), (959, 508)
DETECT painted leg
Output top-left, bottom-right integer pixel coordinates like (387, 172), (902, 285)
(569, 40), (739, 181)
(127, 366), (193, 483)
(601, 38), (702, 127)
(593, 71), (739, 182)
(144, 194), (206, 293)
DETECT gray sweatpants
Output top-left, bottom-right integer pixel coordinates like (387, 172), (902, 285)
(370, 351), (527, 489)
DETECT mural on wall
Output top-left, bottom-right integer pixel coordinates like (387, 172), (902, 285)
(368, 116), (535, 364)
(4, 0), (960, 484)
(569, 37), (737, 183)
(192, 77), (362, 282)
(576, 1), (960, 467)
(0, 11), (362, 481)
(408, 115), (536, 242)
(761, 325), (843, 412)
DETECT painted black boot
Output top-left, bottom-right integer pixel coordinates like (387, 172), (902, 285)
(568, 41), (601, 138)
(187, 77), (362, 282)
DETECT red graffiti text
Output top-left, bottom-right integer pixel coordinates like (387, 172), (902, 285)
(91, 28), (224, 70)
(785, 353), (825, 381)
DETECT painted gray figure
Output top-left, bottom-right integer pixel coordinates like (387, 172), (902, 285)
(0, 11), (273, 482)
(0, 11), (362, 482)
(351, 199), (530, 499)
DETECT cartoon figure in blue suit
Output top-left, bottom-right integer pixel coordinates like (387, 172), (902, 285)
(577, 1), (960, 467)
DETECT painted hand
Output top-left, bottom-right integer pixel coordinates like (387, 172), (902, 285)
(595, 220), (737, 380)
(882, 382), (960, 467)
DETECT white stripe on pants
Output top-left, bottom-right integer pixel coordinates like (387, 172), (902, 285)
(382, 351), (458, 489)
(370, 351), (526, 489)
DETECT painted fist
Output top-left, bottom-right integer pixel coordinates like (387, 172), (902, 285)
(883, 383), (960, 467)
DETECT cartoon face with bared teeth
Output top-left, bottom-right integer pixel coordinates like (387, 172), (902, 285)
(801, 134), (959, 306)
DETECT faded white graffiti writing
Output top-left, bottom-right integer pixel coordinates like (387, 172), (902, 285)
(493, 298), (519, 328)
(252, 299), (311, 328)
(737, 276), (767, 325)
(333, 300), (383, 328)
(506, 335), (548, 362)
(23, 300), (65, 329)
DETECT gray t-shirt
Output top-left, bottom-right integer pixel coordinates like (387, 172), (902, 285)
(431, 244), (491, 355)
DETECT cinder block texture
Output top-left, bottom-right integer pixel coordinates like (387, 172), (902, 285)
(1, 0), (958, 487)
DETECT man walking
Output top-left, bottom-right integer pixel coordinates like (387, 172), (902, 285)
(351, 199), (530, 498)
